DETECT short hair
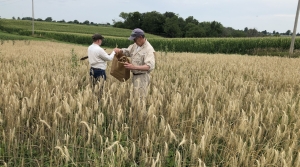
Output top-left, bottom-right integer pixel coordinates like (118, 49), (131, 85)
(92, 33), (104, 41)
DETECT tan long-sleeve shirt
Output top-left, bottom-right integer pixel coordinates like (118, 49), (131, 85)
(121, 40), (155, 74)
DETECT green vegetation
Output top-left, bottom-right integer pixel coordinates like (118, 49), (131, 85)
(141, 37), (299, 57)
(1, 19), (299, 57)
(0, 19), (161, 38)
(0, 31), (38, 40)
(114, 11), (249, 38)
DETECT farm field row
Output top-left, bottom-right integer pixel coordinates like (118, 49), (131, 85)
(1, 19), (300, 56)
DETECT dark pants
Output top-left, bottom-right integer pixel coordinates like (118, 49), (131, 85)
(90, 67), (106, 85)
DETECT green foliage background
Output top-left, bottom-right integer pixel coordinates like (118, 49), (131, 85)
(0, 19), (299, 56)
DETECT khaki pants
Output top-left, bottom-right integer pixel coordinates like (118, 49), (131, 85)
(132, 73), (150, 99)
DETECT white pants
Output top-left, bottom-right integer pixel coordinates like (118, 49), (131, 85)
(132, 73), (150, 99)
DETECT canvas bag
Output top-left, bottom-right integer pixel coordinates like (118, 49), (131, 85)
(110, 52), (130, 82)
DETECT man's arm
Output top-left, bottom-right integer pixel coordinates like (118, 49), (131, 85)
(114, 44), (133, 57)
(98, 49), (115, 61)
(123, 63), (150, 71)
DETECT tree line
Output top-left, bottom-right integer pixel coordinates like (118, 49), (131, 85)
(3, 11), (297, 38)
(10, 16), (111, 26)
(112, 11), (289, 38)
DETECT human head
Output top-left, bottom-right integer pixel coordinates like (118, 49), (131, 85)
(128, 28), (145, 41)
(92, 33), (104, 42)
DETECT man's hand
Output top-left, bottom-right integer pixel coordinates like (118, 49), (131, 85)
(114, 48), (125, 59)
(114, 48), (121, 54)
(124, 62), (136, 70)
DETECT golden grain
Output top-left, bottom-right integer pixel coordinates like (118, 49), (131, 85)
(175, 150), (181, 167)
(106, 141), (119, 151)
(2, 40), (300, 166)
(178, 133), (187, 147)
(40, 118), (51, 131)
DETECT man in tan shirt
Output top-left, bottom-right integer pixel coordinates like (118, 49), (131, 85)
(114, 28), (155, 99)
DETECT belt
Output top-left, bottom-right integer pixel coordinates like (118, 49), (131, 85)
(133, 73), (145, 75)
(91, 67), (104, 70)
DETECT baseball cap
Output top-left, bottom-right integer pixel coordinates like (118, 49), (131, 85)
(128, 28), (144, 41)
(92, 33), (104, 40)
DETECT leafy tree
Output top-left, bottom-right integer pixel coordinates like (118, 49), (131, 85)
(113, 11), (270, 38)
(199, 22), (211, 36)
(17, 17), (20, 20)
(185, 16), (199, 25)
(45, 17), (52, 22)
(285, 30), (291, 35)
(184, 23), (195, 34)
(221, 27), (234, 37)
(261, 30), (267, 35)
(222, 27), (246, 37)
(113, 21), (125, 28)
(57, 19), (65, 23)
(185, 24), (205, 37)
(12, 17), (15, 20)
(163, 13), (184, 37)
(177, 17), (186, 37)
(119, 12), (129, 21)
(22, 17), (32, 20)
(163, 11), (177, 18)
(247, 28), (259, 37)
(232, 30), (247, 37)
(73, 20), (79, 24)
(163, 16), (182, 37)
(123, 11), (143, 29)
(275, 32), (280, 36)
(114, 11), (143, 29)
(83, 20), (90, 24)
(141, 11), (165, 35)
(209, 21), (223, 37)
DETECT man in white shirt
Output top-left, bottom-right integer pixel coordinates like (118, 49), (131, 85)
(88, 33), (115, 85)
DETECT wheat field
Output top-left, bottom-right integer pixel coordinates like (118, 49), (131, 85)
(1, 40), (300, 166)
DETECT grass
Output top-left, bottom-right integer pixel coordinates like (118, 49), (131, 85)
(0, 19), (163, 38)
(1, 19), (300, 56)
(0, 31), (41, 40)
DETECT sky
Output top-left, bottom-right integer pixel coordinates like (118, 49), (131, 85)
(0, 0), (299, 33)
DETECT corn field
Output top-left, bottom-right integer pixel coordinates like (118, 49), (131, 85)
(1, 40), (300, 166)
(1, 19), (300, 56)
